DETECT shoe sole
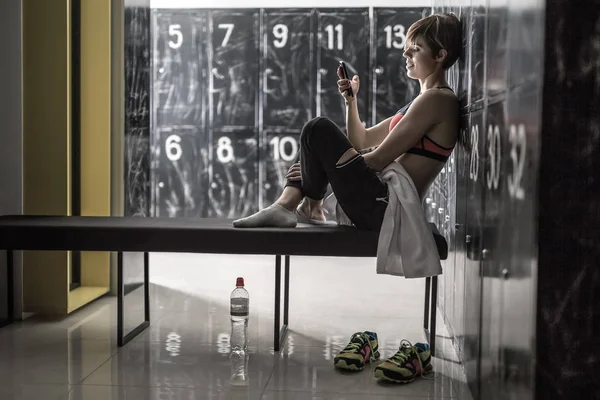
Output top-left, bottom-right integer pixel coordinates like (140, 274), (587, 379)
(374, 363), (433, 383)
(334, 359), (364, 371)
(334, 352), (380, 371)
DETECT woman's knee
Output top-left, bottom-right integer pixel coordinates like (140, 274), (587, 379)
(300, 116), (336, 144)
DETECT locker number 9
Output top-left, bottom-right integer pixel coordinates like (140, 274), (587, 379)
(272, 24), (289, 48)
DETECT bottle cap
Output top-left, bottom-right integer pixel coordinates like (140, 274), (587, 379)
(236, 277), (245, 287)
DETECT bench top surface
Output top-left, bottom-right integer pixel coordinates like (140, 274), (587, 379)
(0, 215), (379, 257)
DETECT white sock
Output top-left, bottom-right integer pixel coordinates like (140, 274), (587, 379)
(232, 204), (297, 228)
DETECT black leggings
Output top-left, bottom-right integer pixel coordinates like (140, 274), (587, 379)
(285, 116), (389, 231)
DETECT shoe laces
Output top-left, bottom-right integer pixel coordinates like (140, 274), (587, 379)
(342, 332), (377, 362)
(389, 339), (435, 380)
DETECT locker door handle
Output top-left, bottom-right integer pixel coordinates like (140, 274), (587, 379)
(263, 68), (273, 94)
(374, 66), (384, 75)
(482, 249), (490, 260)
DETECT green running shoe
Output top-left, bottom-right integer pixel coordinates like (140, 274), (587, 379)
(374, 340), (433, 383)
(333, 331), (380, 371)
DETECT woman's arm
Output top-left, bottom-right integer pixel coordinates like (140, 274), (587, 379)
(346, 100), (394, 150)
(363, 90), (450, 171)
(345, 100), (367, 148)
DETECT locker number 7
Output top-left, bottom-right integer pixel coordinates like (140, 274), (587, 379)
(218, 23), (235, 47)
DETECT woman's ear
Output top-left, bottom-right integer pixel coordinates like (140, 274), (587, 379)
(436, 49), (448, 64)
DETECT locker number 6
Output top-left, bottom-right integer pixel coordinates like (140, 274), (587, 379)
(165, 134), (182, 161)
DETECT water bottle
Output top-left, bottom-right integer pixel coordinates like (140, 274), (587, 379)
(230, 277), (249, 385)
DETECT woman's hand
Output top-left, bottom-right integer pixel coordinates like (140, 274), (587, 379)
(285, 162), (301, 181)
(337, 66), (360, 104)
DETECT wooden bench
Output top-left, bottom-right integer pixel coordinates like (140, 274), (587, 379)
(0, 215), (446, 355)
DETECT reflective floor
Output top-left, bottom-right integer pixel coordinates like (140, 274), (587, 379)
(0, 254), (473, 399)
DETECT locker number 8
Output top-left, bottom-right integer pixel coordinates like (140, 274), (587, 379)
(217, 136), (234, 163)
(383, 25), (406, 49)
(270, 136), (298, 162)
(272, 24), (288, 48)
(166, 134), (182, 161)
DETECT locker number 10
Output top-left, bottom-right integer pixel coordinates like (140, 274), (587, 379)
(270, 136), (298, 161)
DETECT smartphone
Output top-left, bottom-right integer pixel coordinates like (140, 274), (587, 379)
(338, 61), (354, 97)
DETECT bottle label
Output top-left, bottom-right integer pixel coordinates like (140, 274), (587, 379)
(230, 297), (249, 316)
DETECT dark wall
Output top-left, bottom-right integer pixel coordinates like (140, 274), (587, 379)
(124, 1), (151, 217)
(148, 7), (429, 219)
(427, 0), (600, 399)
(425, 0), (545, 399)
(0, 0), (23, 323)
(536, 1), (600, 398)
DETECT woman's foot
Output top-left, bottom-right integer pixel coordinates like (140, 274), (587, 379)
(232, 203), (297, 228)
(232, 187), (303, 228)
(296, 198), (326, 224)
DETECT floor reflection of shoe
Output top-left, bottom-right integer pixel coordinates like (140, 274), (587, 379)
(333, 331), (380, 371)
(373, 340), (433, 383)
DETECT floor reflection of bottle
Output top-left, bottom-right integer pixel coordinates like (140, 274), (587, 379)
(230, 277), (249, 386)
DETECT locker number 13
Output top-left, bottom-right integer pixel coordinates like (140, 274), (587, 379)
(383, 25), (406, 49)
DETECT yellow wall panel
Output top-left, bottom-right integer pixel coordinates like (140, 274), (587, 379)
(22, 0), (72, 314)
(22, 0), (113, 314)
(72, 0), (112, 313)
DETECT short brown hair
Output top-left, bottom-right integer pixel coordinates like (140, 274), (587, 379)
(406, 12), (462, 70)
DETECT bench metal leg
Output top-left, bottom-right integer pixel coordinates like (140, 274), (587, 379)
(423, 276), (438, 357)
(423, 277), (431, 330)
(430, 276), (437, 357)
(274, 255), (290, 352)
(1, 250), (15, 328)
(117, 252), (150, 347)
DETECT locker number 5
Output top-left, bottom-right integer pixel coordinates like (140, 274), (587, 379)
(168, 24), (183, 49)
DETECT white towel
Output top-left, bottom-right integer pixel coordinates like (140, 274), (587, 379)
(375, 162), (442, 278)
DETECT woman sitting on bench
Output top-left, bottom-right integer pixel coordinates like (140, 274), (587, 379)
(234, 12), (462, 383)
(234, 12), (461, 232)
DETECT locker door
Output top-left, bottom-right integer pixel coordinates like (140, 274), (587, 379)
(152, 10), (208, 217)
(498, 88), (539, 399)
(372, 8), (425, 126)
(478, 99), (507, 400)
(470, 0), (487, 105)
(465, 107), (487, 398)
(486, 0), (509, 100)
(315, 9), (370, 129)
(207, 9), (260, 218)
(260, 10), (314, 208)
(454, 113), (470, 369)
